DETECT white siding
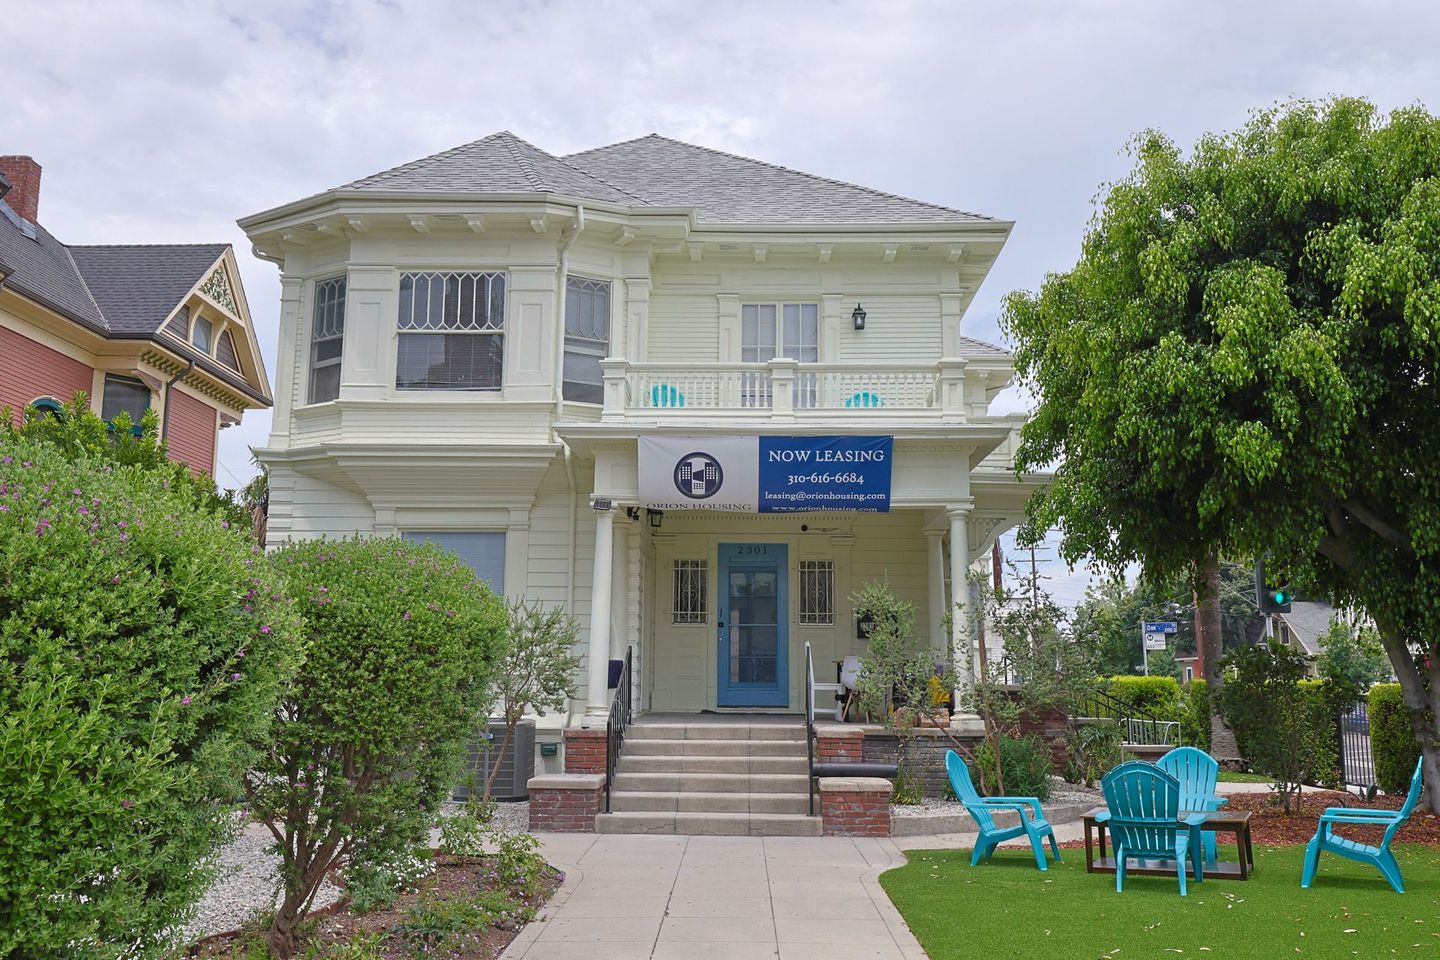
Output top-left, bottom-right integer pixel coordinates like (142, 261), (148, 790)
(646, 292), (720, 363)
(833, 295), (944, 362)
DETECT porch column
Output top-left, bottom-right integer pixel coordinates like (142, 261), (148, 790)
(584, 505), (615, 722)
(927, 530), (946, 651)
(947, 506), (972, 688)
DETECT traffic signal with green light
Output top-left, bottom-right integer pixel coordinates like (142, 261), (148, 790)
(1254, 557), (1293, 614)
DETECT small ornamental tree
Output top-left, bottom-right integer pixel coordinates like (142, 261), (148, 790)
(483, 597), (580, 801)
(0, 441), (300, 958)
(249, 537), (506, 958)
(1218, 642), (1338, 813)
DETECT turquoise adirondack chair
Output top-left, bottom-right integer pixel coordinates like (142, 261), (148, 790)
(1301, 757), (1424, 893)
(944, 750), (1060, 871)
(1157, 746), (1226, 863)
(1101, 760), (1206, 896)
(844, 390), (884, 408)
(650, 383), (685, 408)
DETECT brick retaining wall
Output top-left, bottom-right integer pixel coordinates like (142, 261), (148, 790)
(818, 777), (892, 836)
(563, 727), (607, 775)
(528, 774), (604, 832)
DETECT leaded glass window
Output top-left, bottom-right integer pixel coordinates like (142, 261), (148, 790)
(798, 560), (834, 625)
(672, 559), (708, 624)
(309, 276), (347, 404)
(396, 271), (506, 390)
(563, 276), (610, 403)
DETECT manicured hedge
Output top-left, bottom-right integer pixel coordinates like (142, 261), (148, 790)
(1369, 684), (1421, 795)
(1107, 675), (1184, 715)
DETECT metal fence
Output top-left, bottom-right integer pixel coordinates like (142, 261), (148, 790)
(1337, 697), (1379, 799)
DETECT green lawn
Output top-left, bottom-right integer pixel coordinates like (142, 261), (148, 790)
(880, 845), (1440, 959)
(1216, 771), (1275, 783)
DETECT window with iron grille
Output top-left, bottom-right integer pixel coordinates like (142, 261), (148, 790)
(395, 271), (506, 391)
(309, 275), (347, 403)
(672, 559), (708, 624)
(798, 560), (834, 624)
(563, 276), (610, 403)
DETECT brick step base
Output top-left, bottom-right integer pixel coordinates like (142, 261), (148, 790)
(595, 810), (822, 837)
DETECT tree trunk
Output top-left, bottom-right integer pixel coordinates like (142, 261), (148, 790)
(482, 721), (516, 802)
(266, 893), (306, 958)
(1372, 614), (1440, 812)
(1195, 553), (1239, 761)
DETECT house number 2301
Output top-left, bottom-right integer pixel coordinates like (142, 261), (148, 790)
(738, 546), (769, 555)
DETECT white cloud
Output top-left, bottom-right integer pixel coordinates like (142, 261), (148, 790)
(5, 0), (1436, 590)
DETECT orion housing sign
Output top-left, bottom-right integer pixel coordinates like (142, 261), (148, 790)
(638, 435), (893, 513)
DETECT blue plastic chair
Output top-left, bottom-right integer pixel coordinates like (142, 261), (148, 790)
(844, 391), (884, 408)
(1101, 760), (1205, 896)
(1302, 757), (1424, 893)
(649, 383), (685, 408)
(944, 750), (1060, 871)
(1157, 746), (1226, 863)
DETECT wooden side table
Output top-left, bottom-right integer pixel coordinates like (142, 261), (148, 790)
(1082, 806), (1255, 880)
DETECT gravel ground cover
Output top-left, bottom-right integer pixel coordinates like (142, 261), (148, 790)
(185, 802), (530, 943)
(891, 777), (1102, 818)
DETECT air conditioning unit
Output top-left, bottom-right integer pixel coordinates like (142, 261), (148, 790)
(453, 719), (536, 801)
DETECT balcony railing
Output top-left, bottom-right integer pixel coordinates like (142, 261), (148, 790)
(602, 358), (974, 420)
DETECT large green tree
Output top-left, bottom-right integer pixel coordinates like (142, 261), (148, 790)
(1002, 98), (1440, 807)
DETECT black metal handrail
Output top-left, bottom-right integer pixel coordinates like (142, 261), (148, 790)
(1074, 687), (1181, 746)
(805, 641), (816, 816)
(604, 645), (633, 814)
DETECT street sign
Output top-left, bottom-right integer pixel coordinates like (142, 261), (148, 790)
(1144, 636), (1169, 651)
(1144, 621), (1179, 633)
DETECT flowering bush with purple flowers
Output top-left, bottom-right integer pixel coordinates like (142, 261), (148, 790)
(0, 440), (302, 959)
(246, 536), (506, 958)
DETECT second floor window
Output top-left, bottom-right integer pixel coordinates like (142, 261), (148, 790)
(742, 303), (819, 407)
(309, 276), (347, 403)
(396, 271), (506, 391)
(563, 276), (610, 403)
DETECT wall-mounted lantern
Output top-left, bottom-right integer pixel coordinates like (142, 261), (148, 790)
(851, 303), (867, 330)
(648, 509), (664, 529)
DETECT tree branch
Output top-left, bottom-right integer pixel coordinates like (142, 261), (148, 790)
(1342, 499), (1411, 549)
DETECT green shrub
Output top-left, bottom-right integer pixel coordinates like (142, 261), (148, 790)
(1066, 720), (1126, 787)
(1218, 643), (1338, 812)
(246, 537), (507, 958)
(0, 441), (300, 958)
(1106, 675), (1184, 720)
(1181, 679), (1211, 751)
(975, 734), (1053, 801)
(1370, 684), (1422, 795)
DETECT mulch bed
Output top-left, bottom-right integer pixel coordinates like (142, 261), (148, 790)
(189, 853), (562, 959)
(1057, 788), (1440, 849)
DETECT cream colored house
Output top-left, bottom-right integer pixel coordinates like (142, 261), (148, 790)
(241, 132), (1041, 739)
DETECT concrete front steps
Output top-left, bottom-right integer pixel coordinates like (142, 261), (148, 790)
(596, 719), (821, 836)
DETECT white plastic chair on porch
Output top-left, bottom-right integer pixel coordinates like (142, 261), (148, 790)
(811, 656), (862, 722)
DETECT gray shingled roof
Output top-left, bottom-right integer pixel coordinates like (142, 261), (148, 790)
(0, 200), (106, 330)
(333, 131), (997, 226)
(957, 334), (1010, 358)
(0, 198), (268, 405)
(339, 132), (643, 204)
(69, 243), (227, 336)
(1279, 601), (1337, 656)
(566, 134), (996, 225)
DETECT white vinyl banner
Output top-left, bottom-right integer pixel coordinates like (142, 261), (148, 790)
(638, 435), (760, 511)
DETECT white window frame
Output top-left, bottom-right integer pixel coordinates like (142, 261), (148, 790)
(563, 276), (611, 403)
(798, 559), (835, 625)
(742, 302), (819, 408)
(672, 559), (709, 624)
(395, 271), (507, 392)
(190, 313), (214, 354)
(309, 275), (347, 404)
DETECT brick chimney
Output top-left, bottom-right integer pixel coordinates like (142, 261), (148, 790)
(0, 156), (41, 223)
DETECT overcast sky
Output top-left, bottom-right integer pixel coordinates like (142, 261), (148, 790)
(6, 0), (1437, 606)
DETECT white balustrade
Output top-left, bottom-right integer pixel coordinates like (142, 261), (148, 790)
(606, 360), (965, 419)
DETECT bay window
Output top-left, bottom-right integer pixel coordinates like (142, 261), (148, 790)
(309, 275), (347, 404)
(563, 276), (610, 403)
(396, 271), (506, 391)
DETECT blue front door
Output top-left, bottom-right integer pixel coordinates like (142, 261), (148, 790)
(717, 543), (789, 707)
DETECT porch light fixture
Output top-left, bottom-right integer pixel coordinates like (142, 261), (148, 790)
(592, 497), (613, 512)
(648, 509), (664, 529)
(625, 507), (641, 522)
(851, 303), (867, 330)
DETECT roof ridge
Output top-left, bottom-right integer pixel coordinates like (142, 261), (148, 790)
(69, 241), (229, 250)
(502, 132), (652, 204)
(495, 131), (548, 192)
(343, 131), (515, 189)
(60, 240), (108, 332)
(571, 133), (996, 221)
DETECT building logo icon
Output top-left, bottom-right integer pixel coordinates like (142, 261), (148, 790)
(674, 452), (724, 499)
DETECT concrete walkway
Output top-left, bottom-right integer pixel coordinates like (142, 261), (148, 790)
(504, 823), (1089, 960)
